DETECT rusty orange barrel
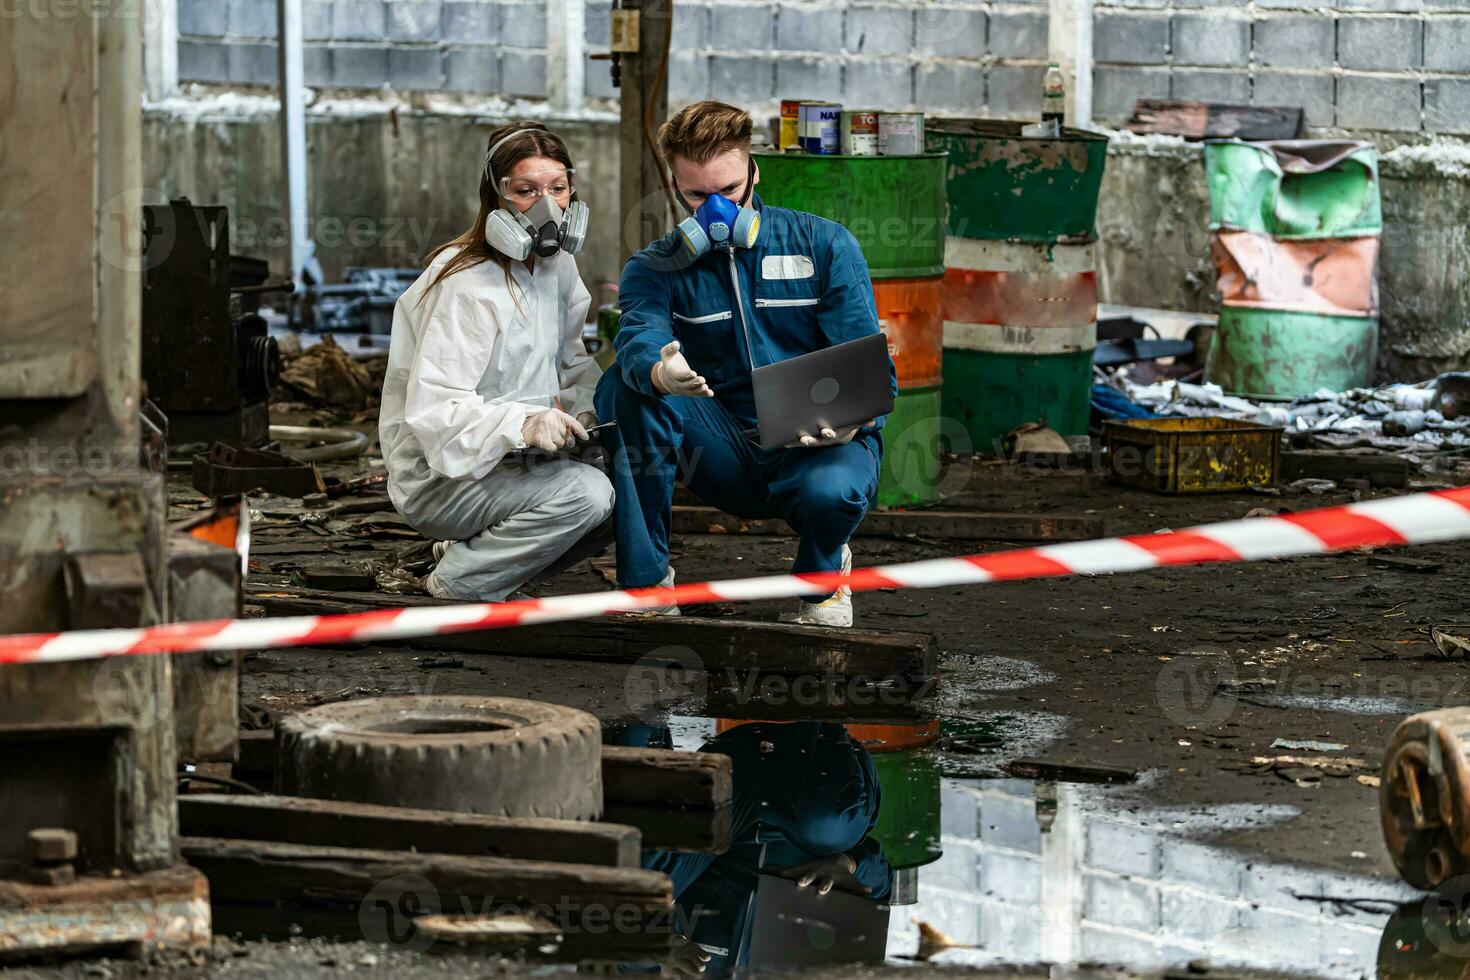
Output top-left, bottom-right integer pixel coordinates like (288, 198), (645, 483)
(873, 277), (943, 390)
(714, 719), (940, 750)
(941, 238), (1099, 454)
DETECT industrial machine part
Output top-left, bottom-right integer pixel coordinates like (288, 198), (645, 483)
(0, 14), (222, 958)
(140, 198), (283, 450)
(191, 442), (325, 498)
(1381, 708), (1470, 889)
(276, 697), (604, 820)
(294, 266), (420, 334)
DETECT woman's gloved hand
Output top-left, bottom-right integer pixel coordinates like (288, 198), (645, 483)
(651, 341), (714, 398)
(521, 407), (588, 453)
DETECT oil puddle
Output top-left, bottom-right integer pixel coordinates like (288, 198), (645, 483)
(611, 712), (1426, 978)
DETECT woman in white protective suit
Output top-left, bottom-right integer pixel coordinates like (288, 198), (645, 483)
(379, 121), (613, 601)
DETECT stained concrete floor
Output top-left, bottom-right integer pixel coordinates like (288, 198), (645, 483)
(16, 454), (1470, 979)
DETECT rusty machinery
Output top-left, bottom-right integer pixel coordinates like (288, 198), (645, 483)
(0, 11), (240, 961)
(141, 198), (284, 452)
(1381, 709), (1470, 890)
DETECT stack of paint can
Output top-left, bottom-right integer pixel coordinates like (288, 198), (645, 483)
(778, 100), (926, 157)
(752, 147), (949, 508)
(926, 119), (1110, 455)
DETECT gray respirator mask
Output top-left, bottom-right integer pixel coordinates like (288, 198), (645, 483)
(482, 131), (589, 261)
(485, 193), (588, 261)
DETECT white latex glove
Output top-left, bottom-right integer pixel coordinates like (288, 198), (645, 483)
(776, 853), (869, 896)
(788, 420), (876, 449)
(520, 407), (588, 453)
(651, 341), (714, 398)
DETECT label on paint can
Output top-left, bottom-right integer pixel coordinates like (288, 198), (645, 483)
(841, 110), (880, 156)
(879, 112), (924, 156)
(780, 99), (805, 152)
(801, 102), (841, 154)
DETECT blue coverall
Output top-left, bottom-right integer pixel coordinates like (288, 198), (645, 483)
(593, 196), (898, 589)
(610, 721), (893, 974)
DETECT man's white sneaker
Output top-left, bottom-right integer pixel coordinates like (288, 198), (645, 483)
(639, 568), (681, 616)
(781, 544), (854, 628)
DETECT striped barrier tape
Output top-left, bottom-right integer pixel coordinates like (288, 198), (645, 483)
(2, 486), (1468, 667)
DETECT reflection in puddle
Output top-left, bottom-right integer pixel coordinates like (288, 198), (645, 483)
(614, 713), (1428, 977)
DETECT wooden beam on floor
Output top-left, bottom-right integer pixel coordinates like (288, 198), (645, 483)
(179, 794), (641, 867)
(600, 747), (733, 854)
(1281, 451), (1411, 489)
(602, 747), (731, 808)
(669, 505), (1106, 542)
(181, 837), (673, 957)
(244, 584), (937, 683)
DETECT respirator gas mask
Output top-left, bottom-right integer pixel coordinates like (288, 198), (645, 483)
(675, 156), (760, 259)
(482, 133), (589, 261)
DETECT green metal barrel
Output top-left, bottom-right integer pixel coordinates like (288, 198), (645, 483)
(1204, 140), (1382, 398)
(869, 748), (942, 870)
(877, 386), (943, 509)
(927, 119), (1109, 243)
(929, 121), (1108, 454)
(753, 152), (948, 279)
(755, 151), (950, 508)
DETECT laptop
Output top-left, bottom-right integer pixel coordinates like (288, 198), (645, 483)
(751, 333), (895, 449)
(742, 873), (892, 969)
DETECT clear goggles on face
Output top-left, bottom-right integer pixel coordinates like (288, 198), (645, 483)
(499, 168), (576, 205)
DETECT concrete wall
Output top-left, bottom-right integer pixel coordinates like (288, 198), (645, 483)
(1097, 133), (1470, 382)
(886, 780), (1415, 974)
(142, 101), (623, 292)
(177, 0), (553, 97)
(1093, 0), (1470, 136)
(180, 0), (1470, 132)
(179, 0), (1058, 118)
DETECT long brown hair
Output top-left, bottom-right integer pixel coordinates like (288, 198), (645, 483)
(421, 121), (578, 297)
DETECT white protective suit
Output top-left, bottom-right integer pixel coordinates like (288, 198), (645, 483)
(379, 245), (613, 600)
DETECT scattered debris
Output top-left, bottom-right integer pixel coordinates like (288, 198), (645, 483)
(1431, 625), (1470, 658)
(277, 334), (376, 410)
(1004, 757), (1138, 785)
(1271, 738), (1347, 752)
(912, 918), (976, 961)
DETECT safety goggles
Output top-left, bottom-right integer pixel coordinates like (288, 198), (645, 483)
(499, 168), (576, 205)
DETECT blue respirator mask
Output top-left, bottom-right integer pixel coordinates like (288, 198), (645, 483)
(675, 158), (760, 258)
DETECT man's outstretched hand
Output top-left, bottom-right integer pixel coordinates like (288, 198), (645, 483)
(652, 341), (714, 398)
(789, 419), (876, 449)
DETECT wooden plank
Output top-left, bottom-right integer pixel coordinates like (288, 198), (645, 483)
(179, 795), (641, 868)
(670, 505), (1105, 543)
(602, 747), (731, 808)
(244, 584), (937, 682)
(1127, 98), (1303, 141)
(1281, 451), (1411, 489)
(602, 803), (731, 855)
(181, 837), (673, 956)
(600, 748), (733, 854)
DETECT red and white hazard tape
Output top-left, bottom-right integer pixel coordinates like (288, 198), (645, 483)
(3, 486), (1469, 667)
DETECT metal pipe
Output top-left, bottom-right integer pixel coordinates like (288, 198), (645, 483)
(270, 425), (368, 462)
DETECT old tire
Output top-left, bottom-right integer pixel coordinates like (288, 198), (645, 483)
(275, 696), (602, 819)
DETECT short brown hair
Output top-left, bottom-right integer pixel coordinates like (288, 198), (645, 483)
(657, 101), (753, 165)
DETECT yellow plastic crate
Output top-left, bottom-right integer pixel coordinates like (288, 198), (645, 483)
(1103, 417), (1282, 494)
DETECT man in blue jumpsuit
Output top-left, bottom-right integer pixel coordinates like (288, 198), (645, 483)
(594, 100), (896, 627)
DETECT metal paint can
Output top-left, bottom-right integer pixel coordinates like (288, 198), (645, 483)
(800, 102), (841, 154)
(879, 112), (924, 156)
(841, 110), (880, 155)
(779, 99), (806, 152)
